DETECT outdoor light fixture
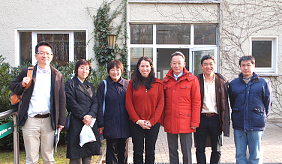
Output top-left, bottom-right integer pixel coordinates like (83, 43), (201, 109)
(107, 34), (117, 51)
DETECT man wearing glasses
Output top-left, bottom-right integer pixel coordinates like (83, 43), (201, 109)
(10, 41), (66, 163)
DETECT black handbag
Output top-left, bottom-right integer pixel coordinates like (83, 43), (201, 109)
(63, 112), (71, 131)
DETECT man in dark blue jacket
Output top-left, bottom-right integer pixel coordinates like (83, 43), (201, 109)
(229, 56), (272, 164)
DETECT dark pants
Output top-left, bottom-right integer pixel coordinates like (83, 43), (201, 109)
(129, 120), (160, 164)
(196, 114), (221, 164)
(106, 138), (129, 164)
(69, 156), (91, 164)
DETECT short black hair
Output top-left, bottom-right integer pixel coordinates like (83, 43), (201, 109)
(107, 60), (124, 74)
(239, 56), (255, 66)
(74, 59), (92, 78)
(35, 41), (53, 54)
(201, 54), (215, 65)
(170, 51), (185, 61)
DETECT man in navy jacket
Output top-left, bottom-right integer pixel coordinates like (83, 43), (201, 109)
(229, 56), (272, 164)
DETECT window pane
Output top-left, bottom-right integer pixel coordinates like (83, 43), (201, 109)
(38, 34), (69, 66)
(130, 48), (153, 78)
(194, 24), (216, 45)
(252, 41), (271, 67)
(130, 24), (153, 44)
(19, 32), (32, 65)
(157, 24), (191, 44)
(74, 32), (86, 60)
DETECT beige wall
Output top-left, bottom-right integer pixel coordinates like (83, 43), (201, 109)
(221, 0), (282, 118)
(0, 0), (122, 66)
(128, 3), (219, 23)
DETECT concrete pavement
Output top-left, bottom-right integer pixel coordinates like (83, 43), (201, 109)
(126, 119), (282, 164)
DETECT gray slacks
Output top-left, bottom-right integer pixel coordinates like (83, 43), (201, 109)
(167, 133), (193, 164)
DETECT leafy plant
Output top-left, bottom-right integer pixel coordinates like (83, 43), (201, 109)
(90, 0), (128, 79)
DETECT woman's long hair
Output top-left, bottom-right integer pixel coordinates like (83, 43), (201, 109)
(131, 56), (156, 90)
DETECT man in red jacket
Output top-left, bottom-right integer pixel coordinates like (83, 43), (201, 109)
(162, 51), (201, 164)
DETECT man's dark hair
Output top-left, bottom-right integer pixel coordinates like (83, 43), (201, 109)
(35, 41), (53, 54)
(107, 60), (124, 74)
(74, 59), (92, 78)
(171, 51), (185, 61)
(201, 54), (215, 65)
(131, 56), (156, 90)
(239, 56), (255, 66)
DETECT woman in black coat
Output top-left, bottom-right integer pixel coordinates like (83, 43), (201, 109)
(97, 60), (130, 164)
(65, 59), (101, 164)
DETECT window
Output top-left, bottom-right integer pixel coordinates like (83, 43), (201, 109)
(250, 36), (278, 75)
(18, 31), (87, 66)
(156, 24), (190, 44)
(128, 24), (218, 78)
(130, 25), (153, 44)
(194, 24), (217, 45)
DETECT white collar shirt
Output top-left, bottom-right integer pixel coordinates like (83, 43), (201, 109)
(173, 71), (183, 81)
(202, 74), (218, 114)
(28, 65), (52, 117)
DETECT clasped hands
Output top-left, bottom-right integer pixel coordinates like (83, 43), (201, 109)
(83, 115), (92, 126)
(138, 120), (152, 129)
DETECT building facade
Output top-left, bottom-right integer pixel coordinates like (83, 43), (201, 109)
(1, 0), (281, 118)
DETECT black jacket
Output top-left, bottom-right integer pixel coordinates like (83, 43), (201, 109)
(96, 76), (130, 139)
(65, 76), (101, 159)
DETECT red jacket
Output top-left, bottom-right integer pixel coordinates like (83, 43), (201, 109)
(125, 78), (164, 126)
(162, 68), (201, 134)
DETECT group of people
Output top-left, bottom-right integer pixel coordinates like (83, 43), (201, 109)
(10, 41), (272, 164)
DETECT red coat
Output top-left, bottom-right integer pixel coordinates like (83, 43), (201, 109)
(163, 68), (201, 134)
(125, 78), (164, 126)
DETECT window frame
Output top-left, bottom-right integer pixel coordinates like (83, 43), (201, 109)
(16, 30), (88, 66)
(250, 36), (278, 76)
(128, 24), (219, 76)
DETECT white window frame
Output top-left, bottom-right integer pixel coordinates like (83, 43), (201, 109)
(127, 24), (219, 76)
(15, 30), (88, 66)
(250, 36), (278, 76)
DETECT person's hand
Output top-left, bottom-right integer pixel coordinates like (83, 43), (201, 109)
(22, 77), (31, 88)
(83, 115), (92, 126)
(138, 120), (151, 129)
(56, 125), (64, 132)
(98, 127), (104, 133)
(144, 120), (152, 128)
(191, 126), (197, 129)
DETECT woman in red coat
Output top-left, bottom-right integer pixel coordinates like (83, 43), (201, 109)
(126, 56), (164, 164)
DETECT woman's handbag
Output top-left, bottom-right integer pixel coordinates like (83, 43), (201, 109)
(64, 112), (71, 131)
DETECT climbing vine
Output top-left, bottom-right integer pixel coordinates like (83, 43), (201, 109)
(90, 0), (128, 79)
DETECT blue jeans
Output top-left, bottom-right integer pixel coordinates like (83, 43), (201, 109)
(234, 130), (263, 164)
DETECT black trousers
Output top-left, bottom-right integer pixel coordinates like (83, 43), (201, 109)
(129, 120), (160, 164)
(196, 114), (221, 164)
(106, 138), (129, 164)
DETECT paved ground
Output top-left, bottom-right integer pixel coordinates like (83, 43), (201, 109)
(125, 119), (282, 164)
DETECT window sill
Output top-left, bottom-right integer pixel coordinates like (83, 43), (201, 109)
(256, 72), (279, 77)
